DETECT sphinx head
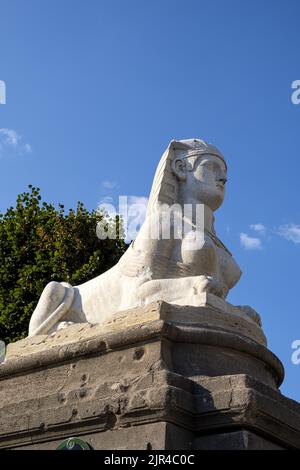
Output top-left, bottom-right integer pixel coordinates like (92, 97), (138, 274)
(148, 139), (227, 213)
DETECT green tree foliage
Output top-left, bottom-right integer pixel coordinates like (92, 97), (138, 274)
(0, 186), (127, 343)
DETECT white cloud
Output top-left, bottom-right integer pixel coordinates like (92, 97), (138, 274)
(277, 224), (300, 244)
(240, 233), (262, 250)
(122, 195), (149, 242)
(127, 195), (149, 210)
(250, 223), (266, 236)
(98, 196), (114, 205)
(101, 180), (117, 189)
(96, 196), (116, 218)
(0, 128), (20, 146)
(24, 143), (32, 153)
(0, 128), (31, 156)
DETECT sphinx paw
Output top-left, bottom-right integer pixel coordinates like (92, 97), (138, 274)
(49, 321), (75, 334)
(195, 276), (225, 297)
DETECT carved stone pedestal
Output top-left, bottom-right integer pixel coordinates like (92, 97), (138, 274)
(1, 300), (300, 450)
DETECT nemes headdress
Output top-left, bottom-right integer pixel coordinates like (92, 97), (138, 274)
(147, 138), (226, 214)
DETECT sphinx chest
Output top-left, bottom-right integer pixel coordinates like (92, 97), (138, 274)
(180, 233), (241, 291)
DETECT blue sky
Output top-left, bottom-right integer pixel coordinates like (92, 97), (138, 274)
(1, 0), (300, 401)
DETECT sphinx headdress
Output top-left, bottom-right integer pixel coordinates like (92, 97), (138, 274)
(147, 138), (226, 214)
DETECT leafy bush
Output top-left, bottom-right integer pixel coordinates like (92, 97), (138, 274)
(0, 186), (127, 343)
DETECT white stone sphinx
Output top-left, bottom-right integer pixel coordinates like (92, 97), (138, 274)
(29, 138), (258, 337)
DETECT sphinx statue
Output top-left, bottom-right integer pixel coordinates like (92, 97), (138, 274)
(29, 138), (250, 337)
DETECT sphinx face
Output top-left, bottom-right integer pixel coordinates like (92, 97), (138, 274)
(185, 154), (227, 211)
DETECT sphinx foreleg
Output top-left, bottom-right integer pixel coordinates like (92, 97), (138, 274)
(28, 281), (75, 336)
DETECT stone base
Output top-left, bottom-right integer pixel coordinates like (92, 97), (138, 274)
(0, 301), (300, 450)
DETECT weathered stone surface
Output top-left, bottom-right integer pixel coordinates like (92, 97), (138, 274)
(13, 422), (194, 451)
(195, 431), (284, 450)
(1, 303), (299, 450)
(7, 299), (266, 362)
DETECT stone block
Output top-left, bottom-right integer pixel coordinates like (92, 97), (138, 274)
(0, 302), (299, 450)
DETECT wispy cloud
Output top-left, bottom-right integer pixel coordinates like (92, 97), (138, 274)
(97, 196), (116, 217)
(0, 128), (20, 146)
(98, 196), (114, 205)
(101, 180), (117, 190)
(0, 128), (31, 157)
(250, 223), (266, 236)
(240, 232), (262, 250)
(277, 224), (300, 244)
(126, 196), (149, 240)
(127, 195), (149, 211)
